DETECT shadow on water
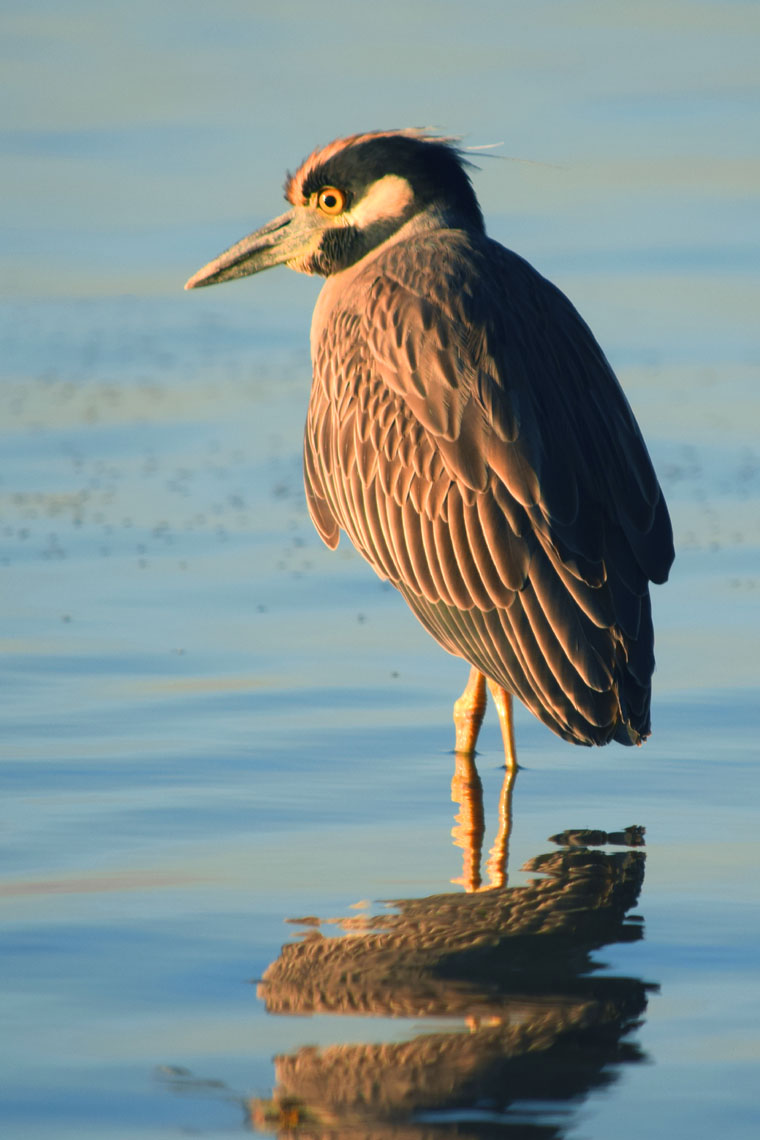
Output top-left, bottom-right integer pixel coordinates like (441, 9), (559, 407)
(162, 770), (656, 1138)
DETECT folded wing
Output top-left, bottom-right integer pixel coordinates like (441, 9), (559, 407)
(304, 230), (674, 745)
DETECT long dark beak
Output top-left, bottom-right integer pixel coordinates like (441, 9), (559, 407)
(184, 208), (320, 290)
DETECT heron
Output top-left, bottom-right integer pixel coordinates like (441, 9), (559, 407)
(185, 129), (674, 774)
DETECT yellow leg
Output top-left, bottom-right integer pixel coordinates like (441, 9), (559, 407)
(484, 681), (518, 887)
(452, 670), (519, 891)
(486, 680), (518, 771)
(453, 667), (487, 754)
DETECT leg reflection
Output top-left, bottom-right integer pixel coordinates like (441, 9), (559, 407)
(451, 670), (520, 892)
(484, 761), (517, 890)
(450, 753), (484, 892)
(451, 754), (518, 892)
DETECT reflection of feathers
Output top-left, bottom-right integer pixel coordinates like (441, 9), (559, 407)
(253, 836), (652, 1132)
(264, 1005), (630, 1130)
(258, 843), (646, 1019)
(306, 230), (673, 745)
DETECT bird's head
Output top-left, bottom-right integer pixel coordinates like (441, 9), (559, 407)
(184, 129), (483, 290)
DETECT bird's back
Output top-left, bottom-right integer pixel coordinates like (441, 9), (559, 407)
(304, 226), (674, 746)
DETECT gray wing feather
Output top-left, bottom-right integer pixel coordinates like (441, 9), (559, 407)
(304, 229), (674, 746)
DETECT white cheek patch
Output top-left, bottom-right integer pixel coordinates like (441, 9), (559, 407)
(346, 175), (415, 227)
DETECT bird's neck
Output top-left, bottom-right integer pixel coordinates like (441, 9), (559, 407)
(311, 203), (477, 355)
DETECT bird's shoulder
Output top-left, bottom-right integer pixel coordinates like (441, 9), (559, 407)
(310, 225), (673, 587)
(315, 225), (610, 437)
(325, 226), (549, 330)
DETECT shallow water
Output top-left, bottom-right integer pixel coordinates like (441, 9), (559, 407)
(2, 3), (760, 1138)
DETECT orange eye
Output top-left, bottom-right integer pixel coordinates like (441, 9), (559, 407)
(316, 186), (346, 215)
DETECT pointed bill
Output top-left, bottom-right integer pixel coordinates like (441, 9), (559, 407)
(184, 208), (321, 289)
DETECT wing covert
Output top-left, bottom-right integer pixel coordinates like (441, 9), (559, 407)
(303, 227), (673, 745)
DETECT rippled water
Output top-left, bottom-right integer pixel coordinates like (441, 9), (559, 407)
(2, 3), (760, 1138)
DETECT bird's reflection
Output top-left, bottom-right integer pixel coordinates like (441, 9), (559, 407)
(249, 768), (654, 1138)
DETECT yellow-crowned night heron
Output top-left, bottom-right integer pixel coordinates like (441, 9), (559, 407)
(185, 129), (674, 768)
